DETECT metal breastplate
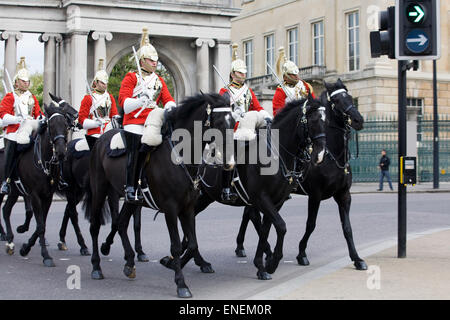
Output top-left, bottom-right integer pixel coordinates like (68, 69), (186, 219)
(15, 90), (34, 117)
(92, 92), (112, 118)
(229, 85), (251, 113)
(285, 82), (307, 102)
(134, 73), (162, 102)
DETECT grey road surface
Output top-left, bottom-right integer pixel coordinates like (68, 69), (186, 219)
(0, 192), (449, 300)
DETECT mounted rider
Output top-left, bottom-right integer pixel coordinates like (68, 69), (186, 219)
(218, 43), (272, 203)
(118, 27), (176, 203)
(0, 57), (44, 194)
(272, 47), (316, 116)
(78, 58), (118, 150)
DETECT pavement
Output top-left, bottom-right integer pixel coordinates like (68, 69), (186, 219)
(248, 181), (450, 300)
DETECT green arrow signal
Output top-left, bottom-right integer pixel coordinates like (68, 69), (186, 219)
(408, 5), (425, 23)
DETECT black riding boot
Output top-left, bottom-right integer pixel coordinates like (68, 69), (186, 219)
(1, 139), (18, 195)
(124, 131), (143, 203)
(85, 134), (98, 151)
(221, 169), (238, 203)
(57, 160), (69, 191)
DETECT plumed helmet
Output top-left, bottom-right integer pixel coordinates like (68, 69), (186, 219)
(14, 57), (30, 82)
(93, 58), (108, 84)
(230, 43), (247, 74)
(138, 27), (158, 61)
(276, 47), (299, 77)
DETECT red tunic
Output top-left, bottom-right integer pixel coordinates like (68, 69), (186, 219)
(219, 86), (263, 112)
(272, 81), (316, 116)
(78, 93), (118, 136)
(119, 72), (175, 126)
(0, 92), (42, 134)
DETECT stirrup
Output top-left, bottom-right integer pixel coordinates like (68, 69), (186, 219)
(125, 186), (143, 203)
(221, 188), (238, 203)
(0, 181), (10, 195)
(58, 179), (69, 191)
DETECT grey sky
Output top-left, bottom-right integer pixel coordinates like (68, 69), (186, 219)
(0, 33), (44, 74)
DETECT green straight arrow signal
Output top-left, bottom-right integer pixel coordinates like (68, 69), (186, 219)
(408, 5), (425, 23)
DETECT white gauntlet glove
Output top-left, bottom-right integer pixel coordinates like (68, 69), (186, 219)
(83, 118), (102, 130)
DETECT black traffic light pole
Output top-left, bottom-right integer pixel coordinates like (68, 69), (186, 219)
(398, 60), (407, 258)
(433, 60), (439, 189)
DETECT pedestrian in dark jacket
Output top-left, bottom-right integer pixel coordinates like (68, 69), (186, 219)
(378, 149), (393, 191)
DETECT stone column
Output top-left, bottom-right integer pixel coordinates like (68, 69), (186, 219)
(1, 31), (23, 86)
(69, 31), (88, 111)
(39, 33), (63, 105)
(214, 40), (231, 92)
(195, 38), (215, 93)
(91, 31), (113, 71)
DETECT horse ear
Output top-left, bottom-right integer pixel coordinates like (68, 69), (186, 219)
(48, 92), (59, 103)
(336, 78), (344, 87)
(43, 103), (49, 117)
(323, 80), (331, 91)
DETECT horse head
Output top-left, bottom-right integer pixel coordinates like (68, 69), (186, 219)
(303, 94), (327, 165)
(48, 93), (79, 129)
(273, 94), (326, 166)
(323, 79), (364, 131)
(43, 103), (71, 161)
(172, 93), (236, 171)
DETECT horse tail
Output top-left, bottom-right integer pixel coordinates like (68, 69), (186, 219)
(82, 148), (111, 226)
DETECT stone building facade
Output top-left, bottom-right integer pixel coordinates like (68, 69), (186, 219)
(230, 0), (450, 118)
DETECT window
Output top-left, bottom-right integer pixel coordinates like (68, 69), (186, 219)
(408, 98), (424, 141)
(347, 11), (360, 71)
(265, 34), (275, 75)
(287, 28), (298, 65)
(312, 21), (324, 66)
(244, 40), (253, 77)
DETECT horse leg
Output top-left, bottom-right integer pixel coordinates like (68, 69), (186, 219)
(117, 203), (137, 279)
(161, 211), (192, 298)
(57, 204), (71, 251)
(132, 207), (148, 262)
(100, 193), (120, 256)
(34, 196), (55, 267)
(90, 190), (107, 280)
(259, 201), (286, 275)
(0, 197), (5, 240)
(178, 194), (214, 273)
(334, 191), (367, 270)
(253, 214), (273, 280)
(235, 206), (251, 257)
(297, 197), (321, 266)
(16, 196), (33, 234)
(66, 193), (89, 255)
(3, 192), (19, 254)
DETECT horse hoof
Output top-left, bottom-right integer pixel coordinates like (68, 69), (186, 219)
(123, 265), (136, 279)
(100, 243), (110, 256)
(20, 244), (30, 257)
(16, 226), (28, 234)
(200, 264), (215, 274)
(354, 260), (368, 270)
(137, 254), (149, 262)
(235, 248), (246, 257)
(177, 287), (193, 299)
(257, 271), (272, 280)
(91, 270), (104, 280)
(80, 248), (91, 256)
(297, 255), (310, 266)
(160, 256), (175, 270)
(43, 259), (55, 267)
(57, 242), (68, 251)
(5, 243), (14, 255)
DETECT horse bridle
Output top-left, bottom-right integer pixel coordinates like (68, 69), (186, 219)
(166, 103), (233, 190)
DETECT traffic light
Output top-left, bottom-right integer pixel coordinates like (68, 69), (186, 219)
(370, 6), (396, 59)
(395, 0), (440, 60)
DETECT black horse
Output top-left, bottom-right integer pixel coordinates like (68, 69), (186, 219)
(0, 149), (34, 247)
(177, 94), (327, 280)
(15, 101), (77, 267)
(235, 79), (368, 270)
(83, 93), (235, 298)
